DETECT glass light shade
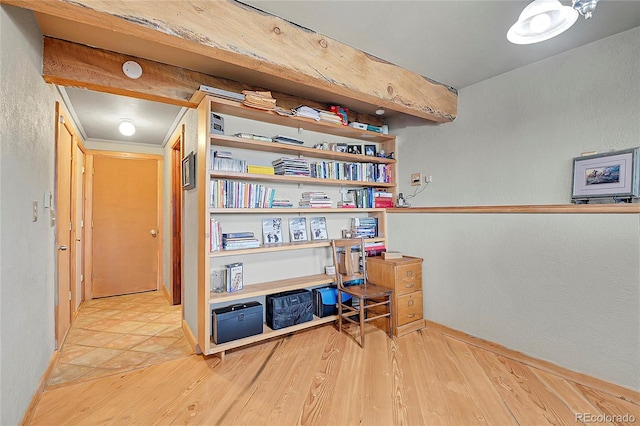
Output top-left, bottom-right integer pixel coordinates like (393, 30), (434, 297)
(119, 120), (136, 136)
(507, 0), (579, 44)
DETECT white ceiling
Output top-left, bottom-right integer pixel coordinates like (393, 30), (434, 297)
(56, 1), (640, 145)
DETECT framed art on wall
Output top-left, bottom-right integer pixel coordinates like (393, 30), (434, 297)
(182, 151), (196, 190)
(571, 147), (640, 202)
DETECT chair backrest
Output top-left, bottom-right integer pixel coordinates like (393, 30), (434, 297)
(330, 237), (367, 289)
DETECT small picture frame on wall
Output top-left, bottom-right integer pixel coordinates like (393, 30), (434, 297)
(182, 151), (196, 190)
(571, 147), (640, 202)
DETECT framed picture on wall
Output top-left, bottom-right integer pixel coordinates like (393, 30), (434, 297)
(571, 147), (640, 202)
(182, 151), (196, 190)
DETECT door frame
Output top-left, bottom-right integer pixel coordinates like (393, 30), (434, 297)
(170, 125), (185, 305)
(84, 150), (164, 299)
(54, 102), (75, 347)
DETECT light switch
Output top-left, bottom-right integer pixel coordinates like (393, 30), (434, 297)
(33, 201), (38, 222)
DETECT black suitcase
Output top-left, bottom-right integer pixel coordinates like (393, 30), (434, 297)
(212, 301), (263, 344)
(266, 289), (313, 330)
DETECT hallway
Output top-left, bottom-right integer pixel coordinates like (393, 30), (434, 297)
(48, 291), (191, 387)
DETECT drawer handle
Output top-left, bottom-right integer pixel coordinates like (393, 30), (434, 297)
(408, 300), (414, 306)
(407, 313), (416, 318)
(406, 271), (413, 277)
(405, 283), (415, 288)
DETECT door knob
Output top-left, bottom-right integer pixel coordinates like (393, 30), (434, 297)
(58, 245), (68, 251)
(150, 229), (157, 237)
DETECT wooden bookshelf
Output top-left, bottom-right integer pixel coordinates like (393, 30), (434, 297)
(209, 134), (395, 164)
(209, 237), (387, 257)
(201, 94), (396, 144)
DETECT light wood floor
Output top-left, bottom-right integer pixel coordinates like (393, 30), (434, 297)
(28, 321), (639, 425)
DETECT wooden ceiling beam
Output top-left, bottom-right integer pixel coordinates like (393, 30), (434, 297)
(42, 38), (384, 126)
(7, 0), (457, 122)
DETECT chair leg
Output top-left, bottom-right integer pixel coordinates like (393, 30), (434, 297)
(360, 297), (365, 348)
(337, 289), (343, 334)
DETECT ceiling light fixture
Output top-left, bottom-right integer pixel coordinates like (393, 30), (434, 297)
(119, 120), (136, 136)
(375, 107), (385, 115)
(572, 0), (600, 19)
(507, 0), (578, 44)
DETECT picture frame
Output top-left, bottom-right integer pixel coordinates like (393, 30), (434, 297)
(571, 147), (640, 202)
(182, 151), (196, 190)
(364, 144), (377, 157)
(288, 217), (308, 242)
(347, 144), (362, 155)
(262, 218), (283, 245)
(225, 262), (243, 293)
(336, 143), (348, 153)
(310, 217), (328, 240)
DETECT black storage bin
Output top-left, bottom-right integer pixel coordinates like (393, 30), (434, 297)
(212, 301), (263, 344)
(313, 285), (352, 317)
(266, 289), (313, 330)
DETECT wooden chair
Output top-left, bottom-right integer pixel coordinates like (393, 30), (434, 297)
(330, 238), (393, 347)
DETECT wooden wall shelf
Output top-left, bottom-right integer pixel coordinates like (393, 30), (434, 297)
(387, 204), (640, 214)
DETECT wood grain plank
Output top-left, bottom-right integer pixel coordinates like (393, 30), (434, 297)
(9, 0), (457, 121)
(576, 384), (640, 425)
(470, 346), (578, 425)
(532, 368), (614, 425)
(444, 336), (518, 425)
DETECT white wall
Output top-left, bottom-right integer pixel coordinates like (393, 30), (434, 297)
(0, 5), (60, 424)
(388, 27), (640, 390)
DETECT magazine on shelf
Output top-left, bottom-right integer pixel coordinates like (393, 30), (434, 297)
(288, 217), (308, 242)
(225, 262), (244, 292)
(310, 217), (328, 240)
(262, 218), (283, 245)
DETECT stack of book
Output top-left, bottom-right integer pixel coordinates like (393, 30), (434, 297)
(272, 157), (310, 176)
(364, 241), (386, 256)
(247, 165), (275, 175)
(242, 90), (276, 110)
(272, 135), (305, 145)
(294, 105), (320, 121)
(299, 191), (332, 208)
(272, 198), (294, 208)
(210, 150), (246, 173)
(373, 190), (394, 208)
(222, 232), (261, 250)
(350, 217), (378, 238)
(318, 109), (343, 125)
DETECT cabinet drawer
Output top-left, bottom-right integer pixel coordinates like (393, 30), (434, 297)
(396, 291), (423, 326)
(395, 264), (422, 295)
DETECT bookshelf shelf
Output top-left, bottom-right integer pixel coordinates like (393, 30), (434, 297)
(209, 208), (387, 214)
(209, 237), (387, 257)
(196, 94), (395, 144)
(209, 170), (395, 188)
(195, 95), (396, 358)
(205, 315), (337, 355)
(209, 273), (335, 304)
(209, 134), (395, 164)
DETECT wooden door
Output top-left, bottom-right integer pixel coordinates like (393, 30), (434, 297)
(72, 144), (86, 314)
(170, 129), (184, 305)
(92, 154), (160, 298)
(55, 104), (73, 346)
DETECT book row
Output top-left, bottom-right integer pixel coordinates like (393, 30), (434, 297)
(209, 216), (380, 251)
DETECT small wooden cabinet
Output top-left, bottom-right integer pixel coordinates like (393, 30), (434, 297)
(366, 256), (425, 337)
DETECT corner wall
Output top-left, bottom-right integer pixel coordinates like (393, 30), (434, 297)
(388, 28), (640, 390)
(0, 5), (61, 424)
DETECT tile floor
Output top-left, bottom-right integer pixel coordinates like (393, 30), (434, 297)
(48, 290), (192, 388)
